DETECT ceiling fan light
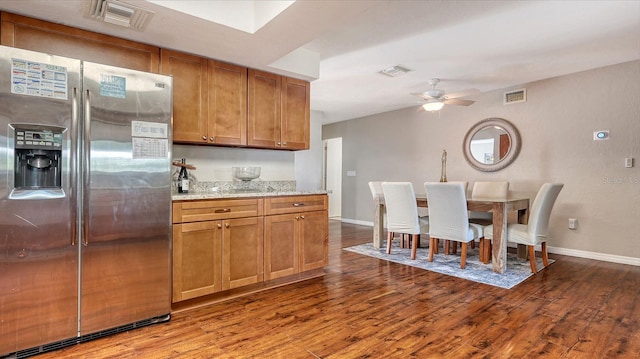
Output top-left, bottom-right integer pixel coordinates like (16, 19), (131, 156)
(422, 100), (444, 112)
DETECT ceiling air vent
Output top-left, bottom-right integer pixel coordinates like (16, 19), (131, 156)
(378, 65), (412, 77)
(86, 0), (154, 31)
(504, 88), (526, 105)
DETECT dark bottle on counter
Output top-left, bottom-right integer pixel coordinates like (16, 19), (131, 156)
(177, 158), (189, 193)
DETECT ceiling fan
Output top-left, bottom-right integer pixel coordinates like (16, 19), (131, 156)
(412, 78), (479, 111)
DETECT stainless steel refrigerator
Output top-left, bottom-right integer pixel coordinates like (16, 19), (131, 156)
(0, 46), (172, 356)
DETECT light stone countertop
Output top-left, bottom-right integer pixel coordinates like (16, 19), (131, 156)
(172, 189), (327, 201)
(171, 180), (326, 201)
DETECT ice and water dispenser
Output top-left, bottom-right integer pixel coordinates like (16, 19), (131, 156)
(13, 125), (63, 190)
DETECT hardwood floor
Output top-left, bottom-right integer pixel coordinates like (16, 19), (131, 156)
(34, 221), (639, 358)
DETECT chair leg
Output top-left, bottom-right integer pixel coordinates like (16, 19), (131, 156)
(478, 239), (484, 262)
(484, 239), (492, 264)
(411, 234), (418, 260)
(470, 240), (476, 249)
(451, 241), (458, 254)
(428, 237), (436, 262)
(528, 245), (537, 273)
(433, 238), (439, 254)
(541, 242), (549, 267)
(386, 232), (393, 254)
(460, 242), (468, 269)
(444, 240), (450, 255)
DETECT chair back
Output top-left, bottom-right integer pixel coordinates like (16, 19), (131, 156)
(527, 183), (564, 238)
(424, 182), (470, 241)
(381, 182), (420, 235)
(368, 181), (384, 201)
(471, 181), (509, 200)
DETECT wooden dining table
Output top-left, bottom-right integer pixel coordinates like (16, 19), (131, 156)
(373, 195), (530, 274)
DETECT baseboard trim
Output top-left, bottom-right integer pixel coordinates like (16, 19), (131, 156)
(339, 218), (373, 227)
(339, 218), (640, 267)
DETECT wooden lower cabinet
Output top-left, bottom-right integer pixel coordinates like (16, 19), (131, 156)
(172, 216), (263, 302)
(172, 194), (327, 305)
(264, 210), (328, 280)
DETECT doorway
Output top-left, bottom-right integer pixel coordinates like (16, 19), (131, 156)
(323, 137), (342, 219)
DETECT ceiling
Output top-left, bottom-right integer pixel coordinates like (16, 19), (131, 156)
(0, 1), (638, 125)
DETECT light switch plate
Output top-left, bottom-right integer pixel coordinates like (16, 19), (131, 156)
(625, 158), (634, 168)
(347, 170), (356, 177)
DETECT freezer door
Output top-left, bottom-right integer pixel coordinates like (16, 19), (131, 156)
(80, 62), (172, 334)
(0, 46), (80, 355)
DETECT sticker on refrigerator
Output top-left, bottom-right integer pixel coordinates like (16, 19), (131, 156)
(131, 121), (169, 159)
(10, 58), (68, 100)
(100, 74), (126, 98)
(132, 137), (168, 159)
(132, 121), (168, 139)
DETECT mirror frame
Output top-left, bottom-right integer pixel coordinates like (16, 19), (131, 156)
(463, 117), (521, 172)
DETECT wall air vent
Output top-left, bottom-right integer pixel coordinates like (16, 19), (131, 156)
(86, 0), (154, 31)
(378, 65), (412, 77)
(504, 88), (526, 105)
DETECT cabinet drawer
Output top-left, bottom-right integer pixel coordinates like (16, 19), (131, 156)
(173, 198), (263, 223)
(264, 195), (327, 215)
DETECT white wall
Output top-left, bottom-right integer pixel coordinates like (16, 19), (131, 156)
(172, 145), (295, 182)
(294, 110), (323, 190)
(323, 60), (640, 264)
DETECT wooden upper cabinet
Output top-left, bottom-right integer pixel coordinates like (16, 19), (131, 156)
(160, 49), (208, 144)
(0, 13), (159, 72)
(281, 77), (310, 150)
(248, 69), (281, 148)
(208, 60), (247, 146)
(248, 71), (310, 150)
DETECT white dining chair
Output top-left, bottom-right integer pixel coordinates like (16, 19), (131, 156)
(381, 182), (429, 260)
(469, 181), (509, 263)
(424, 182), (483, 269)
(484, 183), (564, 273)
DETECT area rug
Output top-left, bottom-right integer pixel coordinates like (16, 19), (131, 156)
(343, 243), (554, 289)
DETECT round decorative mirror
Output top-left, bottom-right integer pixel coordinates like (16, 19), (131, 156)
(463, 118), (521, 172)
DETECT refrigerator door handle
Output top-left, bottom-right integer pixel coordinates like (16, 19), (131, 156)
(71, 87), (79, 246)
(82, 89), (91, 246)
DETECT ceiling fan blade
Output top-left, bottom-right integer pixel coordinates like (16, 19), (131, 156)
(443, 88), (480, 99)
(443, 98), (475, 106)
(411, 92), (435, 100)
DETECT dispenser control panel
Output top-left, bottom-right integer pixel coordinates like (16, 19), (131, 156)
(15, 128), (63, 150)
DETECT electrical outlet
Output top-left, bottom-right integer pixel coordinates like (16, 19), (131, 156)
(568, 218), (578, 230)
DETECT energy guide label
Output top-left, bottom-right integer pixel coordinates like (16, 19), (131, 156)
(11, 58), (68, 100)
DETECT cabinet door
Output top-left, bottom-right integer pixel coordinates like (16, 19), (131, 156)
(160, 49), (208, 144)
(1, 13), (159, 72)
(208, 60), (247, 146)
(264, 213), (299, 280)
(300, 211), (328, 272)
(281, 77), (310, 150)
(172, 221), (222, 302)
(222, 217), (264, 290)
(247, 69), (281, 148)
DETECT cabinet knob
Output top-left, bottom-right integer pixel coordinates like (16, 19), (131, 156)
(282, 142), (287, 146)
(301, 215), (305, 219)
(210, 136), (215, 142)
(295, 216), (299, 220)
(225, 223), (230, 228)
(202, 135), (207, 141)
(217, 223), (222, 229)
(277, 142), (281, 146)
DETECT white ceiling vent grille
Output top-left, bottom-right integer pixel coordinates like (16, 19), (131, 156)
(86, 0), (154, 31)
(378, 65), (412, 77)
(504, 88), (526, 105)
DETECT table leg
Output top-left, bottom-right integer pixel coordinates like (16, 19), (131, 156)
(373, 202), (384, 249)
(491, 202), (507, 274)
